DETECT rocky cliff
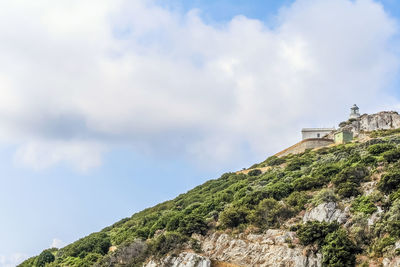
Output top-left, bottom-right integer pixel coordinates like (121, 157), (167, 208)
(340, 111), (400, 136)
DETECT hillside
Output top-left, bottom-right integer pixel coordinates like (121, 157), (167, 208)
(19, 114), (400, 267)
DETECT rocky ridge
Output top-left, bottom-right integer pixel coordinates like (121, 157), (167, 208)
(339, 111), (400, 136)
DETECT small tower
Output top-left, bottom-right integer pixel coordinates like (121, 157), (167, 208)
(349, 104), (360, 119)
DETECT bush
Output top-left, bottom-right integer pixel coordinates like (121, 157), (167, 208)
(311, 189), (338, 206)
(312, 164), (341, 179)
(285, 191), (310, 212)
(351, 196), (377, 215)
(178, 214), (208, 235)
(332, 166), (368, 186)
(248, 169), (262, 176)
(378, 170), (400, 194)
(249, 198), (293, 228)
(321, 229), (357, 267)
(336, 181), (361, 198)
(264, 156), (286, 166)
(292, 176), (325, 191)
(360, 155), (376, 165)
(36, 250), (55, 267)
(166, 213), (183, 231)
(149, 232), (187, 257)
(296, 221), (339, 246)
(367, 143), (395, 155)
(383, 148), (400, 163)
(60, 232), (111, 258)
(286, 157), (311, 171)
(265, 181), (293, 200)
(333, 166), (368, 198)
(219, 205), (249, 228)
(372, 236), (396, 257)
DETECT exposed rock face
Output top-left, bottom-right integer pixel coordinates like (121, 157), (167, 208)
(200, 230), (321, 267)
(145, 252), (211, 267)
(342, 111), (400, 135)
(303, 202), (348, 224)
(367, 206), (383, 226)
(146, 230), (322, 267)
(383, 257), (400, 267)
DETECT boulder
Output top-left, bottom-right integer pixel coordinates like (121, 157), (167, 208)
(303, 202), (348, 224)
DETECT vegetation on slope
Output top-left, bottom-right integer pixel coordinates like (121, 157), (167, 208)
(19, 130), (400, 266)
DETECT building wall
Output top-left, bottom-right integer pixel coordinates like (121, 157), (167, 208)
(334, 131), (353, 144)
(302, 130), (335, 140)
(275, 138), (334, 157)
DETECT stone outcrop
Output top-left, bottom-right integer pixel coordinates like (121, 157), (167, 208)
(303, 202), (348, 224)
(145, 230), (322, 267)
(199, 230), (321, 267)
(145, 252), (211, 267)
(341, 111), (400, 136)
(383, 257), (400, 267)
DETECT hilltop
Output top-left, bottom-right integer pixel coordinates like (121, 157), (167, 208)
(19, 111), (400, 267)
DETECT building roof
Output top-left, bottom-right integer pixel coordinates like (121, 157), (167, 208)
(301, 128), (336, 132)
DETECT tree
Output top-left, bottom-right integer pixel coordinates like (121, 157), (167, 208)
(36, 250), (55, 267)
(321, 229), (357, 267)
(219, 205), (249, 228)
(378, 170), (400, 194)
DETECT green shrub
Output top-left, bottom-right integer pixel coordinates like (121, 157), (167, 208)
(312, 164), (341, 179)
(292, 176), (325, 191)
(249, 198), (293, 228)
(336, 181), (361, 198)
(166, 213), (184, 231)
(333, 166), (368, 198)
(264, 156), (286, 166)
(389, 189), (400, 203)
(149, 232), (187, 257)
(378, 170), (400, 194)
(265, 181), (293, 200)
(311, 189), (338, 206)
(332, 166), (368, 186)
(360, 155), (377, 165)
(284, 191), (310, 212)
(248, 169), (262, 176)
(219, 205), (249, 228)
(178, 214), (208, 235)
(367, 143), (395, 155)
(36, 250), (55, 267)
(321, 229), (357, 267)
(60, 232), (111, 258)
(296, 221), (339, 246)
(383, 148), (400, 163)
(372, 236), (396, 257)
(286, 157), (311, 171)
(370, 128), (400, 138)
(386, 221), (400, 238)
(351, 195), (377, 215)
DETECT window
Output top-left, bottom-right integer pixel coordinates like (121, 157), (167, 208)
(317, 133), (320, 138)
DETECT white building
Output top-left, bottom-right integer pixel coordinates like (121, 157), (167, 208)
(301, 128), (335, 140)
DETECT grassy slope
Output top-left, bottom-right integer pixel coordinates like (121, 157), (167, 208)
(19, 129), (400, 266)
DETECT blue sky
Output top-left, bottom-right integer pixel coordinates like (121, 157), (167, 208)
(1, 0), (400, 265)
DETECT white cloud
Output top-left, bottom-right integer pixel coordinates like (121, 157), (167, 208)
(0, 253), (27, 267)
(51, 238), (66, 249)
(0, 0), (398, 170)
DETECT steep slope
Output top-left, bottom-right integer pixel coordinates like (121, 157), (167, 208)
(19, 114), (400, 267)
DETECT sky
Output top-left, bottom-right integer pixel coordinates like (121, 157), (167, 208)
(1, 0), (400, 266)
